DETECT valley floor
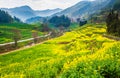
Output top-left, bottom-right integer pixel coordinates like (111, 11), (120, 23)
(0, 24), (120, 78)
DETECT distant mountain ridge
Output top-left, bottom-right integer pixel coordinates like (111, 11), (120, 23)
(35, 8), (62, 17)
(25, 16), (46, 24)
(1, 6), (62, 21)
(55, 0), (115, 18)
(0, 0), (116, 22)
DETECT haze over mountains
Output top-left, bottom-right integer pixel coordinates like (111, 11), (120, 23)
(0, 0), (115, 22)
(55, 0), (115, 18)
(1, 6), (62, 21)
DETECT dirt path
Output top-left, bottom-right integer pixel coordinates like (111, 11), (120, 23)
(0, 32), (51, 46)
(0, 38), (53, 55)
(103, 34), (120, 41)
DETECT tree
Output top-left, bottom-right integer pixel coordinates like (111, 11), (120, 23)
(106, 10), (120, 36)
(58, 26), (65, 35)
(113, 0), (120, 11)
(13, 16), (22, 23)
(79, 19), (87, 26)
(49, 15), (71, 28)
(0, 10), (13, 23)
(12, 29), (21, 47)
(41, 23), (51, 32)
(77, 17), (87, 26)
(50, 30), (58, 38)
(32, 30), (39, 43)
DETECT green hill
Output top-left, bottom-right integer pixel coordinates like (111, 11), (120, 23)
(0, 23), (43, 44)
(0, 24), (120, 78)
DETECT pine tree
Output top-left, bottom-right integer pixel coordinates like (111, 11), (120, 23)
(0, 10), (13, 23)
(106, 10), (120, 36)
(12, 29), (21, 47)
(113, 0), (120, 11)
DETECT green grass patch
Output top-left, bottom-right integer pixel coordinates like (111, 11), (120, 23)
(0, 23), (43, 44)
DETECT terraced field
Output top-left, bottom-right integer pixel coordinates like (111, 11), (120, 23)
(0, 23), (43, 44)
(0, 24), (120, 78)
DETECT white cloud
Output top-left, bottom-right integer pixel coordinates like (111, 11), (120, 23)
(0, 0), (94, 10)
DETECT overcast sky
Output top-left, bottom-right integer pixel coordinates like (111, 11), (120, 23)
(0, 0), (94, 10)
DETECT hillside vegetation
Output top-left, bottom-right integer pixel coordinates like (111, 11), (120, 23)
(0, 24), (120, 78)
(0, 23), (43, 44)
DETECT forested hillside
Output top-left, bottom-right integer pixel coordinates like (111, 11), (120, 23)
(0, 10), (13, 23)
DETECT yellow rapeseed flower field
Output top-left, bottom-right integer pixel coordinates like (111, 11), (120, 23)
(0, 24), (120, 78)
